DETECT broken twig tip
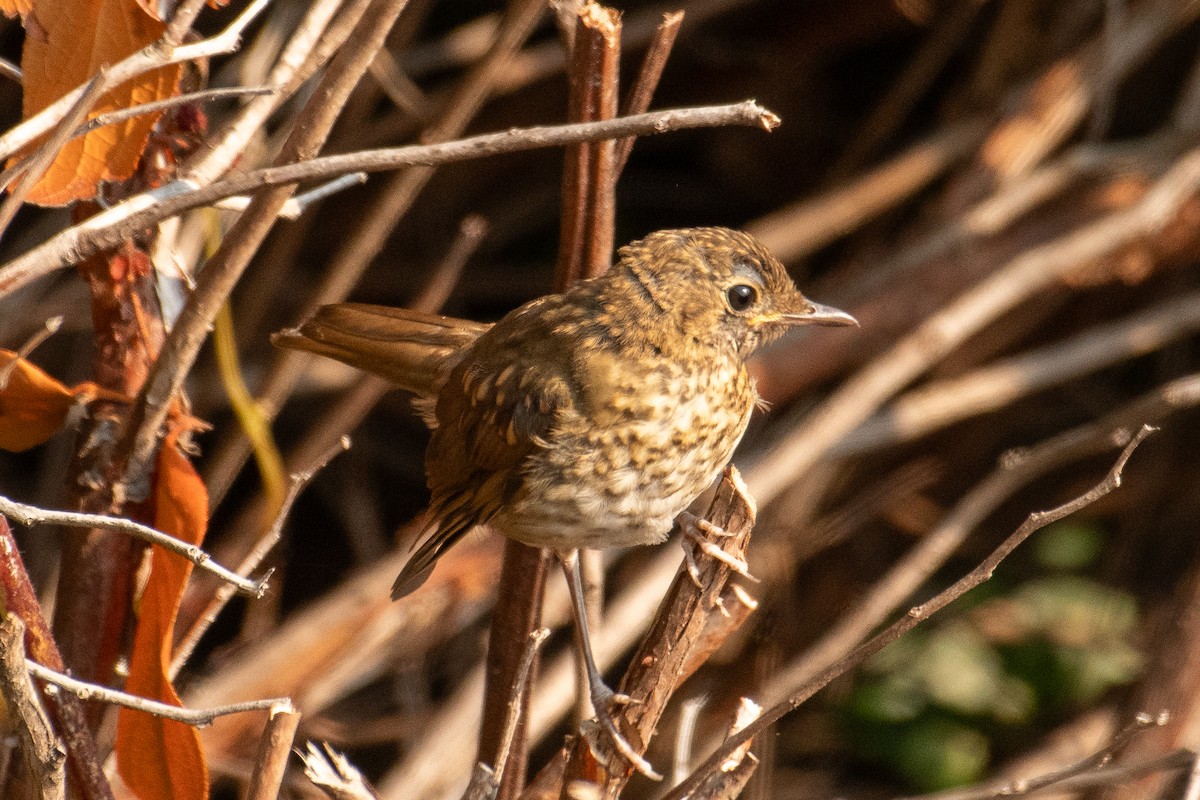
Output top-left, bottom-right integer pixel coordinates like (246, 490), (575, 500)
(759, 108), (781, 131)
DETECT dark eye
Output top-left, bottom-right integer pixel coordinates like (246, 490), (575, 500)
(726, 283), (758, 312)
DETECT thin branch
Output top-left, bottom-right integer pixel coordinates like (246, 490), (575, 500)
(214, 172), (368, 220)
(0, 0), (273, 163)
(27, 660), (292, 726)
(613, 10), (683, 175)
(169, 436), (349, 677)
(767, 376), (1200, 707)
(664, 427), (1154, 800)
(0, 517), (112, 800)
(745, 118), (987, 263)
(0, 495), (267, 597)
(244, 702), (303, 800)
(0, 103), (777, 301)
(408, 214), (489, 314)
(0, 57), (19, 84)
(0, 315), (62, 390)
(476, 627), (550, 796)
(0, 616), (65, 800)
(905, 734), (1192, 800)
(0, 73), (107, 241)
(0, 87), (277, 194)
(184, 0), (357, 186)
(1183, 749), (1200, 800)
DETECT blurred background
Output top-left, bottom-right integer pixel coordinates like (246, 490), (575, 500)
(4, 0), (1200, 797)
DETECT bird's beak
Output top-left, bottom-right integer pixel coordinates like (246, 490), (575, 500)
(781, 301), (858, 327)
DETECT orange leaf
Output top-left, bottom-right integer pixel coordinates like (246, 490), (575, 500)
(0, 350), (76, 451)
(19, 0), (181, 205)
(116, 424), (209, 800)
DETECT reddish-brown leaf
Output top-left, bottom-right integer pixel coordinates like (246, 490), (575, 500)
(19, 0), (181, 205)
(115, 424), (209, 800)
(0, 351), (115, 451)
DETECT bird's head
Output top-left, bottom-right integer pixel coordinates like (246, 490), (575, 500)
(614, 227), (857, 357)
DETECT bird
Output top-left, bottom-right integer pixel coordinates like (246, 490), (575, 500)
(273, 227), (856, 777)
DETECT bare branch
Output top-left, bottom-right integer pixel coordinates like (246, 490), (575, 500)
(0, 495), (267, 597)
(0, 0), (274, 163)
(27, 659), (292, 726)
(0, 616), (65, 800)
(245, 702), (303, 800)
(665, 427), (1154, 800)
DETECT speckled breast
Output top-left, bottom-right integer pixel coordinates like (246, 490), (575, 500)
(498, 346), (755, 550)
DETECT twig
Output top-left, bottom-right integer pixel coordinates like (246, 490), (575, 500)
(0, 73), (107, 241)
(766, 381), (1200, 708)
(614, 11), (683, 175)
(169, 436), (349, 677)
(1183, 749), (1200, 800)
(0, 57), (19, 83)
(0, 616), (65, 800)
(215, 172), (368, 219)
(163, 0), (213, 46)
(0, 315), (62, 389)
(27, 659), (291, 726)
(689, 699), (762, 800)
(0, 87), (277, 194)
(664, 427), (1154, 800)
(0, 102), (778, 303)
(830, 0), (987, 179)
(368, 48), (431, 121)
(673, 695), (709, 787)
(409, 214), (489, 313)
(980, 0), (1200, 181)
(0, 0), (273, 163)
(0, 517), (112, 800)
(244, 701), (303, 800)
(184, 0), (358, 186)
(904, 738), (1191, 800)
(0, 495), (266, 597)
(479, 627), (551, 796)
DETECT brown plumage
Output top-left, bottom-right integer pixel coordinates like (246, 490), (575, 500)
(276, 227), (856, 595)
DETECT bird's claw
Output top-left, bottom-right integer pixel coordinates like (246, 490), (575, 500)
(583, 692), (662, 780)
(679, 513), (757, 585)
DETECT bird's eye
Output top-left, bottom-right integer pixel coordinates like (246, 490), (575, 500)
(726, 283), (758, 312)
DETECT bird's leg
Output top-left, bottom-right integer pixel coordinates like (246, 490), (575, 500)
(677, 511), (757, 588)
(557, 549), (662, 780)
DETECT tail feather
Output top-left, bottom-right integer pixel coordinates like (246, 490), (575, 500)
(272, 303), (489, 399)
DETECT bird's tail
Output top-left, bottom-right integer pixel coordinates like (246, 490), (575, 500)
(272, 303), (489, 400)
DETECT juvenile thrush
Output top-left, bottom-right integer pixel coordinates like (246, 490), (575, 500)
(274, 227), (856, 776)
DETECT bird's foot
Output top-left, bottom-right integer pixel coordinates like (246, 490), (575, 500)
(679, 512), (757, 588)
(583, 681), (661, 780)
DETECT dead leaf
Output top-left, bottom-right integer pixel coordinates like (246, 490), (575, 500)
(0, 351), (121, 451)
(19, 0), (181, 205)
(115, 423), (209, 800)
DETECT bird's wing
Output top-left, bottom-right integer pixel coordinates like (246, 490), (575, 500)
(393, 301), (579, 598)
